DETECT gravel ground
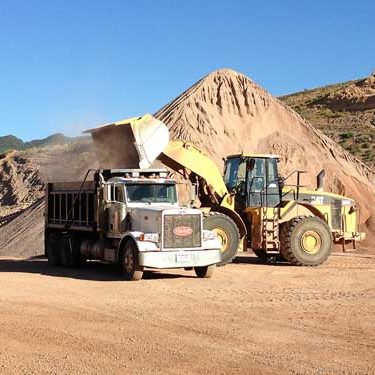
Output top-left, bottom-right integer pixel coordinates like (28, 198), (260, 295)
(0, 254), (374, 374)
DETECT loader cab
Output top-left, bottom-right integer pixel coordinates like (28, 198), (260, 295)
(224, 155), (281, 209)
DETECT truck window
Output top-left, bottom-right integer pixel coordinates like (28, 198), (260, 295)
(115, 185), (125, 202)
(126, 183), (177, 204)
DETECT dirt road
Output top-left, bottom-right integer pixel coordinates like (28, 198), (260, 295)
(0, 254), (374, 375)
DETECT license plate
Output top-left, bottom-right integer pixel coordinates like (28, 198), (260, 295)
(176, 252), (191, 263)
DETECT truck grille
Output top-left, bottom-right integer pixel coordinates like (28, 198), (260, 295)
(163, 214), (202, 249)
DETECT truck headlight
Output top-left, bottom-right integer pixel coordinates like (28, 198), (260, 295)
(140, 233), (159, 242)
(203, 230), (217, 241)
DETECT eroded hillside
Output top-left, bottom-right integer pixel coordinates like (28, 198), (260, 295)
(280, 72), (375, 169)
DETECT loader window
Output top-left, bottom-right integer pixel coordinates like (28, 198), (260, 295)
(246, 157), (281, 208)
(224, 157), (246, 191)
(247, 158), (266, 192)
(267, 158), (278, 187)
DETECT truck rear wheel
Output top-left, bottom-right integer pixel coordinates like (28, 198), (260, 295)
(280, 216), (332, 266)
(203, 212), (240, 266)
(194, 265), (215, 278)
(60, 236), (80, 267)
(120, 240), (144, 281)
(46, 233), (61, 266)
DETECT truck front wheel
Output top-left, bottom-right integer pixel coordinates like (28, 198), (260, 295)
(194, 265), (215, 278)
(120, 240), (144, 281)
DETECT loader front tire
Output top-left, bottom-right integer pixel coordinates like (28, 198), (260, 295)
(203, 212), (240, 266)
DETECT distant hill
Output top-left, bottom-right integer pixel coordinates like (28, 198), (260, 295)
(280, 71), (375, 170)
(0, 133), (75, 154)
(0, 135), (25, 153)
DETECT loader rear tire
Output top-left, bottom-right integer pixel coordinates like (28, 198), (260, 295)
(203, 212), (240, 266)
(280, 216), (332, 266)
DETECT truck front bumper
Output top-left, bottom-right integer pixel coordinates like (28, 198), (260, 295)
(138, 249), (221, 269)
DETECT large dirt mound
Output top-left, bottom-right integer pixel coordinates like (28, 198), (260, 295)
(156, 69), (375, 242)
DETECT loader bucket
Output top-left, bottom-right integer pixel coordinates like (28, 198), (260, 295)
(84, 114), (169, 169)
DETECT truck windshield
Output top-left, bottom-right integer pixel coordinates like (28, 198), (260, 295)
(125, 183), (177, 204)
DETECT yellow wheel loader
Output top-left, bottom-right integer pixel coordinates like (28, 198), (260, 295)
(86, 114), (366, 266)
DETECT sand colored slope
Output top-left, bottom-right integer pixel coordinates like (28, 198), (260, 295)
(156, 69), (375, 241)
(0, 152), (44, 216)
(0, 141), (96, 257)
(0, 141), (95, 216)
(0, 200), (44, 257)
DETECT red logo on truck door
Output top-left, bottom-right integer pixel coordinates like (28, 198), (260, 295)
(173, 226), (193, 237)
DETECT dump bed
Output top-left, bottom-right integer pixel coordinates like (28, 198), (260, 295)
(46, 181), (98, 231)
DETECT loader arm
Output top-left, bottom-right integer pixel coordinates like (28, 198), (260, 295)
(160, 140), (229, 205)
(160, 140), (247, 238)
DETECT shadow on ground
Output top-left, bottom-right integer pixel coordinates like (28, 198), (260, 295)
(0, 257), (196, 282)
(1, 252), (366, 282)
(233, 253), (290, 266)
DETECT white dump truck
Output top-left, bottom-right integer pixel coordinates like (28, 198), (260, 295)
(45, 168), (221, 280)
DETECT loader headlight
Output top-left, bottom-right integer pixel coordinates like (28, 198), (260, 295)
(203, 230), (217, 241)
(140, 233), (159, 242)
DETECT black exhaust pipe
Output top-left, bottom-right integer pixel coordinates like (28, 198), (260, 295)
(317, 169), (325, 191)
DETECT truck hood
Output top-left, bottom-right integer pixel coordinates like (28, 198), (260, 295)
(129, 205), (201, 214)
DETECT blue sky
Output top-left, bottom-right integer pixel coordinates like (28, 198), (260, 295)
(0, 0), (374, 140)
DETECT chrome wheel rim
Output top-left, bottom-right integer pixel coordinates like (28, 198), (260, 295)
(124, 248), (134, 273)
